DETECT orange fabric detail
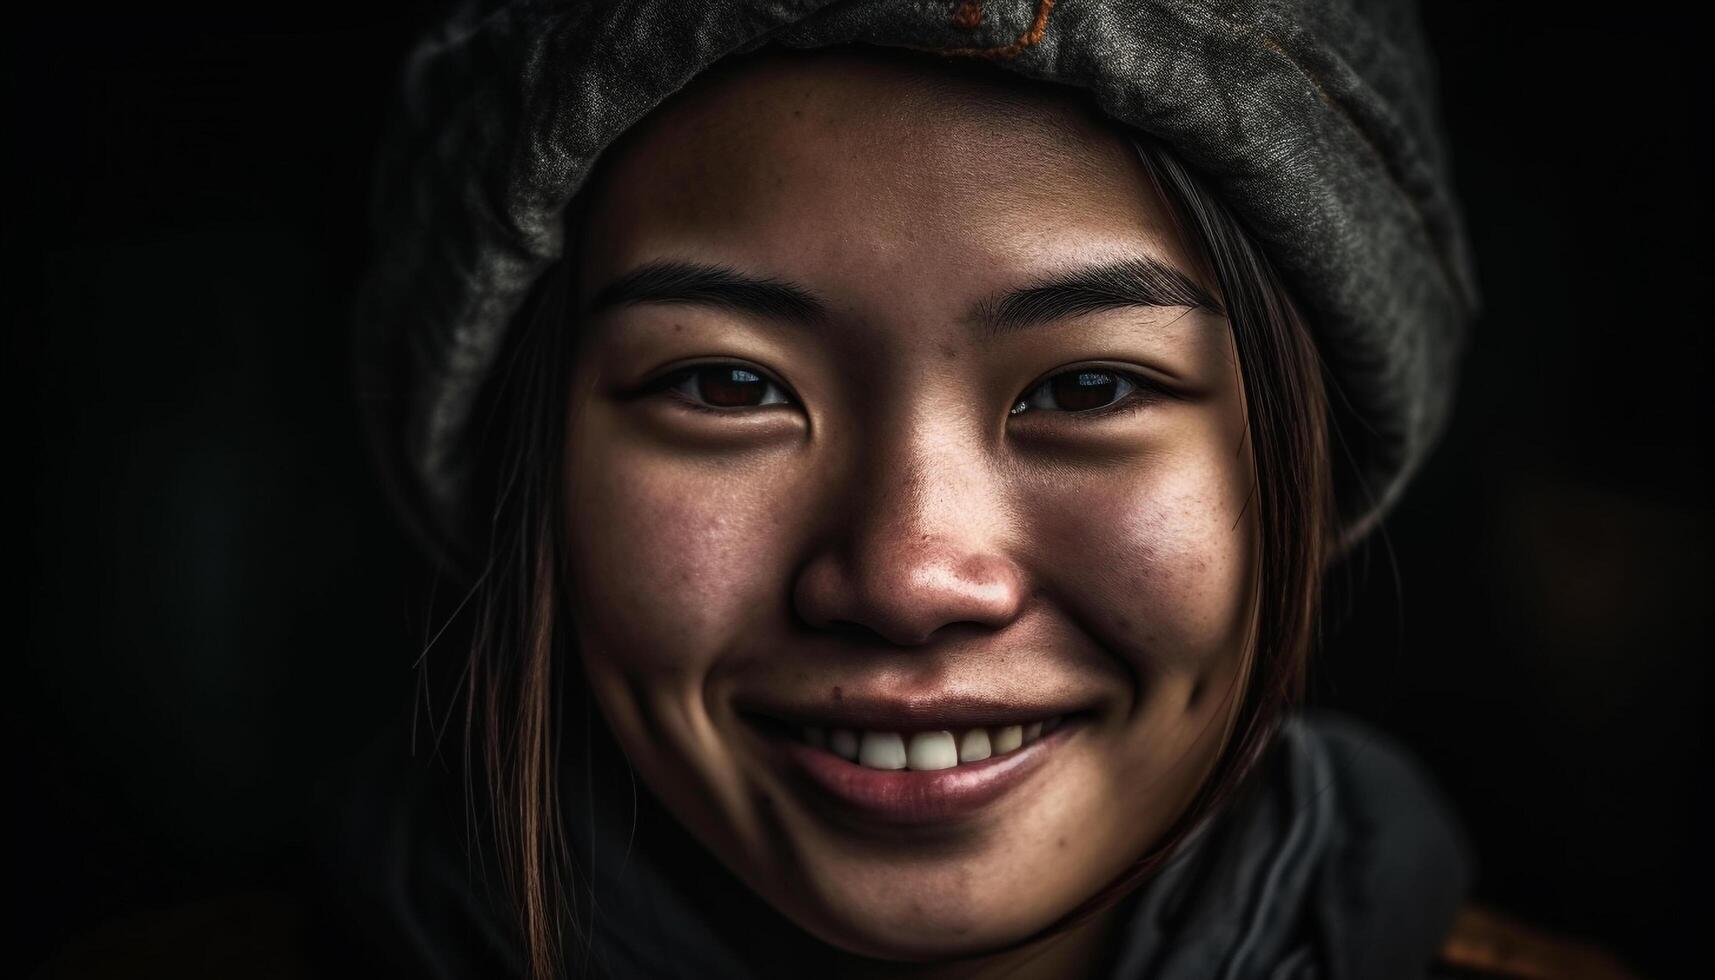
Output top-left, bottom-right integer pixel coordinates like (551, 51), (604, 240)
(951, 1), (983, 30)
(1438, 904), (1642, 980)
(934, 0), (1055, 60)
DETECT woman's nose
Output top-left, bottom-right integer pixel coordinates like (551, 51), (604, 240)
(792, 440), (1027, 647)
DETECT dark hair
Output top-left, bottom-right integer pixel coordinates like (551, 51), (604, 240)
(439, 127), (1335, 980)
(1057, 132), (1337, 913)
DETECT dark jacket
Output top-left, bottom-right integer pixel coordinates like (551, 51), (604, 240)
(37, 713), (1634, 979)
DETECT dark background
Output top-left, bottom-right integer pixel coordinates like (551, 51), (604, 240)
(9, 3), (1709, 976)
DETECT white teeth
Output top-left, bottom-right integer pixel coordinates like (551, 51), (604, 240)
(858, 731), (908, 770)
(957, 728), (992, 763)
(804, 717), (1063, 768)
(829, 728), (860, 761)
(907, 731), (958, 771)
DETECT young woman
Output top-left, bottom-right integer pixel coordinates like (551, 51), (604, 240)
(339, 2), (1624, 978)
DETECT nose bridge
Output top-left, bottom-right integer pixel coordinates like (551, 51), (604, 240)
(795, 409), (1026, 646)
(862, 421), (999, 550)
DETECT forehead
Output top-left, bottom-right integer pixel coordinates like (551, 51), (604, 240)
(577, 46), (1206, 302)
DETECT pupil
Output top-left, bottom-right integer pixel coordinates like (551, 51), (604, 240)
(1051, 371), (1117, 411)
(698, 367), (766, 407)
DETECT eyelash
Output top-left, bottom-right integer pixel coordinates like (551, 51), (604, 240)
(648, 362), (1167, 418)
(1010, 367), (1167, 419)
(651, 363), (795, 415)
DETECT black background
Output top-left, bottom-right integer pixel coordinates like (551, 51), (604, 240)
(9, 3), (1710, 976)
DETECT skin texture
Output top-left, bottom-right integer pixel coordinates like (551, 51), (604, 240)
(561, 48), (1259, 976)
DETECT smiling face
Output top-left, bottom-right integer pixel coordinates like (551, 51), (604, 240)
(559, 49), (1259, 962)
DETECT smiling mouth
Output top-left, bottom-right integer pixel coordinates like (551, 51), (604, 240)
(741, 707), (1087, 826)
(795, 717), (1066, 771)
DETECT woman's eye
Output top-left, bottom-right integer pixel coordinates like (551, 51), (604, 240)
(1009, 369), (1150, 416)
(660, 364), (792, 410)
(652, 363), (1153, 416)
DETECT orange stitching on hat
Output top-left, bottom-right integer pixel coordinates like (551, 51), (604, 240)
(935, 0), (1055, 60)
(951, 1), (983, 29)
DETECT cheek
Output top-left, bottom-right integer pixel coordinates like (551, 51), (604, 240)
(562, 432), (790, 679)
(1033, 444), (1257, 677)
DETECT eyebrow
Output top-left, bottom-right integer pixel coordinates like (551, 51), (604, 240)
(585, 260), (827, 325)
(585, 256), (1221, 334)
(970, 257), (1224, 337)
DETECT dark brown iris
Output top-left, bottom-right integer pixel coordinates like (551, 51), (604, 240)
(696, 366), (768, 407)
(1050, 370), (1120, 411)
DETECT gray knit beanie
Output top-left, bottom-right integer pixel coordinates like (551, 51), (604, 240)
(354, 0), (1480, 569)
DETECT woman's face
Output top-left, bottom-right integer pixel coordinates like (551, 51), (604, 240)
(562, 50), (1258, 962)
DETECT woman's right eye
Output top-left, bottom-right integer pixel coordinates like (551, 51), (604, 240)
(657, 364), (792, 411)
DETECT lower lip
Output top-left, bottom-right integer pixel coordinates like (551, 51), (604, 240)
(767, 723), (1077, 827)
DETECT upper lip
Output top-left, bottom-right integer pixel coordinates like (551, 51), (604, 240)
(736, 692), (1090, 732)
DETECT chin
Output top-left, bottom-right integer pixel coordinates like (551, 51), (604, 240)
(778, 864), (1074, 963)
